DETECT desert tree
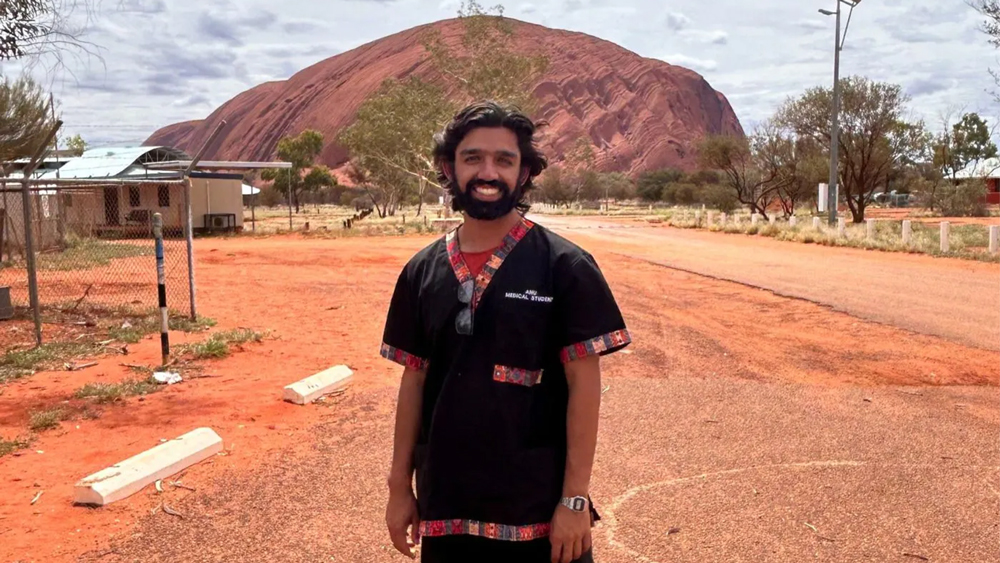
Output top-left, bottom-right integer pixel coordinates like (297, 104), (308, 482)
(261, 129), (338, 214)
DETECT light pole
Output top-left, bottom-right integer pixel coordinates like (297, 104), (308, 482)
(819, 0), (860, 226)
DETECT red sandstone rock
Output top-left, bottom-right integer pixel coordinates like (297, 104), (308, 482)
(145, 18), (744, 176)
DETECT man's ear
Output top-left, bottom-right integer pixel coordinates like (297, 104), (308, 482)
(518, 166), (530, 187)
(441, 162), (455, 184)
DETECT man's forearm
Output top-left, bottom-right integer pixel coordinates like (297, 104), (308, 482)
(562, 355), (602, 497)
(388, 367), (426, 493)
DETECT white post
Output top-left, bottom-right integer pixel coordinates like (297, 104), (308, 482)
(990, 225), (999, 255)
(818, 183), (829, 212)
(707, 211), (714, 226)
(902, 220), (912, 245)
(866, 218), (875, 240)
(812, 217), (821, 230)
(751, 213), (759, 226)
(789, 216), (798, 228)
(769, 215), (776, 226)
(720, 212), (727, 225)
(940, 222), (950, 252)
(838, 217), (846, 237)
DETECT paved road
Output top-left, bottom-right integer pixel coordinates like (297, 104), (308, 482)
(532, 215), (1000, 351)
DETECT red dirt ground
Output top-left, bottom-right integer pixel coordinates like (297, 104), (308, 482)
(0, 223), (996, 562)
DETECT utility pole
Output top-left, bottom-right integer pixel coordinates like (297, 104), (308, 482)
(819, 0), (860, 226)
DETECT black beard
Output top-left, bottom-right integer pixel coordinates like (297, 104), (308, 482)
(450, 178), (522, 221)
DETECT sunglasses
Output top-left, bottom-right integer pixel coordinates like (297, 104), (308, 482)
(456, 279), (474, 335)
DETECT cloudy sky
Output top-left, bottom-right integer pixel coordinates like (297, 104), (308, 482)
(2, 0), (996, 148)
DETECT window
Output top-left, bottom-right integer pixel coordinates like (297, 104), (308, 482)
(158, 185), (170, 207)
(129, 186), (140, 207)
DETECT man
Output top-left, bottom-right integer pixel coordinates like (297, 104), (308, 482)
(381, 100), (631, 563)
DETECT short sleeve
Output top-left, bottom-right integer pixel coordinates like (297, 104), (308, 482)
(555, 252), (631, 363)
(380, 265), (430, 370)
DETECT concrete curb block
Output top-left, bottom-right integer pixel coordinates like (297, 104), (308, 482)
(74, 427), (223, 506)
(283, 365), (353, 405)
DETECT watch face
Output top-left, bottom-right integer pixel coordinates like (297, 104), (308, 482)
(572, 498), (585, 511)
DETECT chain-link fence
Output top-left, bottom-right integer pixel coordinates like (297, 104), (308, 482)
(0, 182), (191, 342)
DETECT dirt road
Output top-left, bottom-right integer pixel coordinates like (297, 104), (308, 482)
(0, 216), (996, 562)
(532, 214), (1000, 351)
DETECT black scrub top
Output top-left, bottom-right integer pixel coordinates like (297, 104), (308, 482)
(380, 215), (631, 542)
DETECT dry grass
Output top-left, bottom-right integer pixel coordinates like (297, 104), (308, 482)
(175, 328), (266, 360)
(74, 377), (161, 404)
(0, 341), (98, 383)
(0, 435), (32, 458)
(663, 210), (1000, 262)
(28, 408), (66, 431)
(242, 204), (459, 237)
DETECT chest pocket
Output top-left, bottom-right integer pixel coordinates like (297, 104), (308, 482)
(490, 283), (555, 387)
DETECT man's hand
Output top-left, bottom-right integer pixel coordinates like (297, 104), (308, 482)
(549, 504), (591, 563)
(386, 486), (420, 559)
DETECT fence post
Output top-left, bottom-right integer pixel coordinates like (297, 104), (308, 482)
(789, 216), (797, 228)
(812, 217), (821, 230)
(940, 221), (950, 252)
(902, 220), (912, 245)
(706, 211), (714, 226)
(990, 225), (999, 255)
(751, 213), (759, 226)
(19, 178), (41, 347)
(153, 213), (169, 365)
(866, 218), (875, 240)
(183, 178), (197, 320)
(838, 217), (846, 237)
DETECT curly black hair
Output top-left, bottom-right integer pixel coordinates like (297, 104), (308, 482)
(432, 100), (549, 213)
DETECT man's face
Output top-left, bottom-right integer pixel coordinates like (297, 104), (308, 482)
(448, 126), (528, 220)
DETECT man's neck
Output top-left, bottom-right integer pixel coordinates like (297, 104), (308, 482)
(457, 210), (522, 253)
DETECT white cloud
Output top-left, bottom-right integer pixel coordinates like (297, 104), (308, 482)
(17, 0), (997, 147)
(660, 54), (719, 72)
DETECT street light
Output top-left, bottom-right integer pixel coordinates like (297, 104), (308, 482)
(819, 0), (861, 226)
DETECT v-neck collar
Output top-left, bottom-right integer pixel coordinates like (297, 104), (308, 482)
(446, 215), (534, 308)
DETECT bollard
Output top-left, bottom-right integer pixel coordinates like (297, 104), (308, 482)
(789, 216), (798, 228)
(152, 213), (169, 365)
(838, 217), (846, 237)
(812, 217), (821, 230)
(990, 226), (999, 255)
(751, 213), (759, 226)
(940, 221), (950, 252)
(902, 220), (912, 245)
(769, 215), (776, 226)
(866, 218), (875, 240)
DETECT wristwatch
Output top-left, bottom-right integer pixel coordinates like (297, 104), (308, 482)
(560, 496), (589, 512)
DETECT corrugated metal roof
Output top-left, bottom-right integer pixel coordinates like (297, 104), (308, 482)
(955, 158), (1000, 180)
(37, 146), (189, 180)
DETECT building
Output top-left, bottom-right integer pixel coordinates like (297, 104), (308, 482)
(955, 157), (1000, 205)
(34, 145), (247, 236)
(0, 145), (247, 257)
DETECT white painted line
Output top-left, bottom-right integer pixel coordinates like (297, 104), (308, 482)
(283, 365), (353, 405)
(74, 427), (223, 506)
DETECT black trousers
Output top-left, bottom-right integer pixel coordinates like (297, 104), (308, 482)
(420, 535), (594, 563)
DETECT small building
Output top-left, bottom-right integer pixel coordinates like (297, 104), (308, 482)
(955, 157), (1000, 205)
(33, 145), (246, 236)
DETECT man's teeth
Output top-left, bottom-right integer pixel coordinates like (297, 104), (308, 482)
(476, 187), (500, 194)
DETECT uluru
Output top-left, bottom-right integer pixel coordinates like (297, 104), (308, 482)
(145, 17), (744, 176)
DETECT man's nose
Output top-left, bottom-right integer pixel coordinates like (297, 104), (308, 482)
(477, 159), (499, 181)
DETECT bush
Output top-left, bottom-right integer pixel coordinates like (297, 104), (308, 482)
(699, 184), (740, 213)
(936, 181), (989, 217)
(257, 186), (285, 207)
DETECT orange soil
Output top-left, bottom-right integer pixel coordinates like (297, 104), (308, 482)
(0, 231), (995, 562)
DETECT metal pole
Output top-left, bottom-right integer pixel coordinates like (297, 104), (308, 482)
(183, 177), (196, 320)
(19, 121), (62, 347)
(181, 119), (227, 321)
(827, 2), (842, 226)
(153, 212), (169, 365)
(288, 167), (293, 230)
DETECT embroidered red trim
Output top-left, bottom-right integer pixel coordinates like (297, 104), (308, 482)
(445, 217), (534, 308)
(493, 365), (544, 386)
(560, 329), (632, 362)
(419, 519), (551, 541)
(380, 342), (429, 370)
